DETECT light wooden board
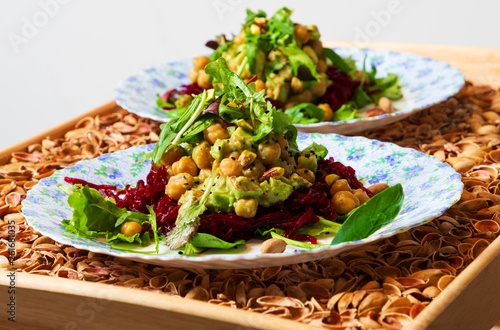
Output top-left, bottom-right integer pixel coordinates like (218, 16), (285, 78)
(1, 42), (500, 329)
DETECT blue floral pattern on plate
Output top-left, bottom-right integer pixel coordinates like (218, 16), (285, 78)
(22, 134), (463, 269)
(113, 48), (464, 135)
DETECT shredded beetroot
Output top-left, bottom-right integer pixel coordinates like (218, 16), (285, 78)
(179, 82), (204, 96)
(64, 155), (369, 244)
(319, 65), (361, 110)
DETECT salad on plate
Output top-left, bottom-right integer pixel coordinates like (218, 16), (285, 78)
(60, 58), (404, 256)
(157, 7), (403, 125)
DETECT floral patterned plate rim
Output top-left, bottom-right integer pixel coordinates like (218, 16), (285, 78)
(22, 133), (463, 269)
(113, 47), (464, 135)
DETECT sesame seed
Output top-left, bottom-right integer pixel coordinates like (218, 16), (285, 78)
(184, 183), (189, 186)
(231, 157), (236, 160)
(285, 146), (288, 150)
(305, 154), (310, 159)
(304, 170), (309, 173)
(218, 146), (221, 150)
(178, 251), (183, 255)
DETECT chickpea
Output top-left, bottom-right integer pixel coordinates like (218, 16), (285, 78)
(332, 191), (360, 215)
(166, 173), (195, 200)
(160, 146), (183, 166)
(243, 159), (265, 179)
(270, 159), (293, 177)
(296, 168), (315, 183)
(197, 70), (212, 89)
(294, 24), (310, 44)
(290, 89), (313, 104)
(228, 58), (238, 73)
(255, 79), (266, 92)
(192, 56), (210, 71)
(330, 179), (352, 197)
(120, 221), (143, 237)
(368, 183), (390, 195)
(192, 141), (214, 169)
(229, 151), (241, 160)
(258, 141), (281, 165)
(291, 77), (304, 93)
(303, 46), (318, 64)
(234, 198), (258, 218)
(316, 59), (327, 73)
(353, 189), (370, 204)
(309, 40), (323, 57)
(275, 134), (289, 153)
(318, 103), (333, 121)
(198, 168), (212, 182)
(187, 69), (199, 83)
(234, 32), (245, 45)
(172, 157), (198, 176)
(175, 95), (192, 108)
(220, 158), (243, 177)
(310, 77), (327, 97)
(325, 174), (339, 186)
(204, 123), (229, 145)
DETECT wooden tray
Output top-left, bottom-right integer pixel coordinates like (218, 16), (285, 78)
(2, 43), (500, 330)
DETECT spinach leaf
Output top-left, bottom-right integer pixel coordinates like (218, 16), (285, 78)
(284, 103), (325, 124)
(190, 233), (245, 249)
(270, 232), (327, 249)
(296, 216), (342, 236)
(302, 142), (328, 159)
(322, 48), (352, 73)
(62, 184), (146, 235)
(331, 183), (404, 245)
(106, 232), (151, 247)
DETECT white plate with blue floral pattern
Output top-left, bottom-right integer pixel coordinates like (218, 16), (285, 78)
(114, 48), (464, 134)
(22, 133), (463, 269)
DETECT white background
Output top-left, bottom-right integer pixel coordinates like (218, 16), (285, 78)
(1, 0), (499, 151)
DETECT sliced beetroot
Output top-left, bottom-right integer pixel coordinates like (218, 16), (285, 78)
(319, 65), (360, 110)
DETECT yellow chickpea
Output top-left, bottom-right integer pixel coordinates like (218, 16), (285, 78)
(187, 69), (199, 83)
(290, 89), (313, 104)
(291, 77), (304, 93)
(316, 59), (327, 73)
(160, 146), (183, 166)
(294, 24), (310, 44)
(310, 77), (327, 97)
(353, 189), (370, 204)
(204, 123), (229, 145)
(332, 191), (360, 215)
(220, 158), (243, 177)
(330, 179), (352, 197)
(192, 56), (210, 71)
(234, 32), (245, 45)
(166, 173), (195, 200)
(255, 79), (266, 92)
(198, 168), (212, 182)
(120, 221), (143, 237)
(296, 168), (315, 183)
(172, 157), (198, 177)
(192, 141), (214, 169)
(228, 58), (238, 73)
(309, 40), (323, 57)
(234, 198), (258, 218)
(318, 103), (333, 122)
(325, 174), (339, 186)
(257, 141), (281, 165)
(197, 70), (212, 89)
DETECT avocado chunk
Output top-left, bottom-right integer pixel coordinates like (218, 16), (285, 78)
(230, 127), (254, 151)
(227, 176), (263, 200)
(210, 139), (232, 161)
(257, 178), (294, 207)
(207, 191), (235, 213)
(280, 173), (313, 190)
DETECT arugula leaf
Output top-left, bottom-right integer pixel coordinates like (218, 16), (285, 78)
(209, 41), (234, 62)
(243, 9), (267, 27)
(333, 104), (357, 121)
(296, 216), (342, 236)
(331, 183), (404, 245)
(302, 142), (328, 159)
(267, 7), (295, 47)
(166, 169), (219, 249)
(284, 103), (325, 124)
(205, 58), (254, 100)
(270, 232), (327, 249)
(280, 45), (320, 82)
(322, 48), (351, 73)
(146, 206), (160, 253)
